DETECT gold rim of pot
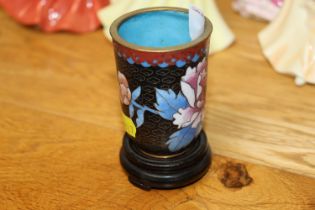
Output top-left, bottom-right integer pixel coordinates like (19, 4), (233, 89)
(110, 7), (213, 52)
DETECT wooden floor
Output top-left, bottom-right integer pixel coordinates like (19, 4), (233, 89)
(0, 1), (315, 210)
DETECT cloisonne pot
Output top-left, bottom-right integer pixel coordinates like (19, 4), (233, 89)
(110, 7), (213, 189)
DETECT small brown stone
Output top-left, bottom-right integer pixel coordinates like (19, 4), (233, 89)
(218, 161), (253, 188)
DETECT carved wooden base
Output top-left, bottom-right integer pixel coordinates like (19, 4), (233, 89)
(120, 130), (211, 190)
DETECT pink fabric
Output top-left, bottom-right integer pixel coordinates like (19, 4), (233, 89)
(271, 0), (284, 7)
(232, 0), (282, 22)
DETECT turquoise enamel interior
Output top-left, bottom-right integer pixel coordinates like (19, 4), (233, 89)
(118, 10), (191, 48)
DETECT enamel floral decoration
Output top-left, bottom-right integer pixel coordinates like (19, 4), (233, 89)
(173, 58), (207, 129)
(117, 58), (207, 152)
(118, 71), (131, 105)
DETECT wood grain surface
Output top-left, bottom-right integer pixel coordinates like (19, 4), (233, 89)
(0, 0), (315, 210)
(205, 1), (315, 178)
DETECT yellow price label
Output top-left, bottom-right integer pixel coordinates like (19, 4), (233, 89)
(122, 113), (136, 138)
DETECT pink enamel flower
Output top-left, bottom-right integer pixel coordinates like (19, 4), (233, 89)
(173, 58), (207, 129)
(118, 71), (131, 105)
